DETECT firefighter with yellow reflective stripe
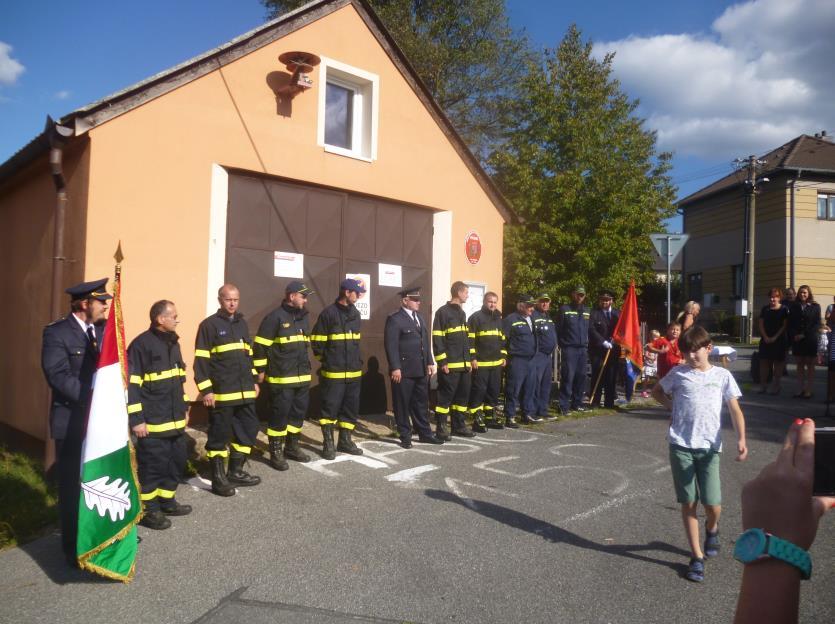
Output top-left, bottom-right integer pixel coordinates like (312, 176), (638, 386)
(253, 280), (314, 470)
(502, 294), (538, 427)
(467, 291), (506, 432)
(127, 300), (192, 530)
(432, 281), (476, 438)
(194, 284), (261, 496)
(310, 278), (366, 459)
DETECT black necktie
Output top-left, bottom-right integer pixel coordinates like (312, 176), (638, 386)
(86, 326), (98, 351)
(412, 312), (420, 329)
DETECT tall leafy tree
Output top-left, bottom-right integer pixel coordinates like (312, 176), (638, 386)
(490, 25), (677, 305)
(262, 0), (532, 157)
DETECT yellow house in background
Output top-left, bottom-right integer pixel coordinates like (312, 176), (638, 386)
(0, 0), (511, 449)
(679, 133), (835, 330)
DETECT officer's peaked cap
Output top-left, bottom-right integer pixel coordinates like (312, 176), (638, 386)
(65, 278), (112, 301)
(398, 286), (421, 299)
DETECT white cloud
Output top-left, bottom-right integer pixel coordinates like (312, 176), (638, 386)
(593, 0), (835, 160)
(0, 41), (25, 86)
(54, 90), (71, 100)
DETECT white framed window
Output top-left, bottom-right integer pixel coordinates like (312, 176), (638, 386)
(817, 194), (835, 220)
(317, 57), (379, 161)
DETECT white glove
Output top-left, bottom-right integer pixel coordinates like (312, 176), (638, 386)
(603, 341), (613, 349)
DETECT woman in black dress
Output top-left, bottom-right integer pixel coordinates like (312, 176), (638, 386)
(788, 284), (821, 398)
(757, 287), (788, 394)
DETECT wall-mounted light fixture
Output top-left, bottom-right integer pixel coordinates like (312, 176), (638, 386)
(276, 51), (321, 99)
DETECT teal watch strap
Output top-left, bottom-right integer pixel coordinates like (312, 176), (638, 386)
(734, 528), (812, 580)
(766, 532), (812, 580)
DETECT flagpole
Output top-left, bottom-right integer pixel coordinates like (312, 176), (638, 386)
(588, 348), (611, 406)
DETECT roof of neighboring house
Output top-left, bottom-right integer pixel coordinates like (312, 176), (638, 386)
(0, 0), (515, 223)
(678, 133), (835, 207)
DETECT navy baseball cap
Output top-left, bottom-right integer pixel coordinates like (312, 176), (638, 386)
(286, 280), (314, 296)
(340, 278), (367, 294)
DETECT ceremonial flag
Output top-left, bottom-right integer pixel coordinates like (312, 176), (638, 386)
(77, 255), (141, 582)
(613, 280), (643, 371)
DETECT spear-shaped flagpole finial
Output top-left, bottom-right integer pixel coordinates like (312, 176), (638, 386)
(114, 241), (124, 264)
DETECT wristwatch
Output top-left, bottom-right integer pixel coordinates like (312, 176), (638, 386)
(733, 528), (812, 580)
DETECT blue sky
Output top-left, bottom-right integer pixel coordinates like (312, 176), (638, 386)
(2, 0), (834, 232)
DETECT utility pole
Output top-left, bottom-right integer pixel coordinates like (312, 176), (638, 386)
(738, 155), (767, 343)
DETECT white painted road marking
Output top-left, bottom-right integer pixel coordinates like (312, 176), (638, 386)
(385, 465), (439, 483)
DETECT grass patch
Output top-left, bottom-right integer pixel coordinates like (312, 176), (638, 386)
(0, 446), (58, 551)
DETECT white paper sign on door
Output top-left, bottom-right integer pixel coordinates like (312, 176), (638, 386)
(378, 263), (402, 288)
(346, 273), (371, 320)
(274, 251), (304, 278)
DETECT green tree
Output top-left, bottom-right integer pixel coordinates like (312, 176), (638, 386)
(262, 0), (532, 157)
(491, 25), (677, 306)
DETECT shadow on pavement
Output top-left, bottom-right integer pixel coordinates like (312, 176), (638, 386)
(17, 534), (113, 585)
(425, 489), (691, 578)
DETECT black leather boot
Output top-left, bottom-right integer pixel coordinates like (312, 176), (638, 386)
(435, 413), (451, 441)
(285, 432), (311, 463)
(140, 509), (172, 530)
(160, 499), (192, 516)
(227, 451), (261, 486)
(472, 410), (488, 433)
(210, 455), (235, 497)
(268, 436), (289, 471)
(337, 428), (363, 455)
(321, 424), (336, 460)
(451, 413), (476, 437)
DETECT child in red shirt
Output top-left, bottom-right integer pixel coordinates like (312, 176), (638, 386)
(647, 322), (684, 379)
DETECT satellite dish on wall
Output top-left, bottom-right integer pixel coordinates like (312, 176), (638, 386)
(277, 51), (321, 97)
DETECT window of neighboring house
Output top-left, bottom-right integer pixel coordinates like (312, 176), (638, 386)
(732, 264), (744, 299)
(818, 194), (835, 220)
(318, 58), (379, 161)
(688, 272), (703, 303)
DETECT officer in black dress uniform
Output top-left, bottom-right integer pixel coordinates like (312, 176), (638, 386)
(384, 287), (443, 448)
(588, 290), (620, 408)
(41, 278), (111, 567)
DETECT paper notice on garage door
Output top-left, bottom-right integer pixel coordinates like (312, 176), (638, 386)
(378, 263), (402, 288)
(346, 273), (371, 320)
(274, 251), (303, 278)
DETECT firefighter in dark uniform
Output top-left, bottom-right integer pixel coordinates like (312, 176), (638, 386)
(194, 284), (261, 497)
(467, 291), (506, 431)
(127, 300), (192, 530)
(503, 294), (538, 427)
(383, 286), (443, 448)
(311, 278), (366, 459)
(432, 281), (476, 438)
(253, 280), (314, 471)
(530, 293), (558, 420)
(41, 278), (110, 567)
(558, 285), (591, 414)
(589, 290), (620, 408)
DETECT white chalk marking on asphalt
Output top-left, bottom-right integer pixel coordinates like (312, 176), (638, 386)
(561, 488), (658, 524)
(653, 465), (671, 474)
(355, 441), (404, 465)
(186, 475), (212, 491)
(436, 442), (483, 454)
(301, 454), (390, 477)
(548, 443), (664, 469)
(385, 464), (439, 483)
(468, 434), (540, 444)
(445, 477), (477, 510)
(448, 478), (520, 498)
(474, 457), (630, 493)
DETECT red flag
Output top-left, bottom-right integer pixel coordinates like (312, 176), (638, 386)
(613, 280), (643, 369)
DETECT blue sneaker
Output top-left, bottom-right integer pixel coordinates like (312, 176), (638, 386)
(704, 529), (720, 558)
(686, 558), (705, 583)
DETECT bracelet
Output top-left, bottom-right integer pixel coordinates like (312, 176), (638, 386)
(733, 528), (812, 580)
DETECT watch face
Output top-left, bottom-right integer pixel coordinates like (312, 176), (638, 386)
(734, 528), (767, 563)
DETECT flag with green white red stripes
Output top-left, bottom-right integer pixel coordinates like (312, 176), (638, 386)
(77, 263), (141, 582)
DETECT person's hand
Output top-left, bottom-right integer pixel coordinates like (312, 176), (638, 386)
(603, 341), (613, 350)
(185, 410), (190, 426)
(440, 364), (449, 375)
(427, 364), (436, 377)
(740, 418), (835, 550)
(257, 372), (265, 383)
(202, 392), (216, 408)
(391, 369), (402, 383)
(661, 345), (669, 353)
(254, 383), (260, 399)
(737, 439), (748, 462)
(132, 422), (148, 438)
(471, 359), (479, 371)
(500, 359), (506, 368)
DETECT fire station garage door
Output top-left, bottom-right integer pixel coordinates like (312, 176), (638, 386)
(225, 173), (434, 415)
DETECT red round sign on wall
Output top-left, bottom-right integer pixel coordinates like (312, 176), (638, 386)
(465, 231), (482, 265)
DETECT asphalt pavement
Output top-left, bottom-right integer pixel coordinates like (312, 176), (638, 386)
(1, 353), (833, 624)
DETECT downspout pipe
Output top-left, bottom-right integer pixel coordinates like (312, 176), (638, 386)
(45, 116), (74, 470)
(789, 171), (800, 290)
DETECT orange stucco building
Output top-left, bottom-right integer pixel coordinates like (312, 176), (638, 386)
(0, 0), (511, 448)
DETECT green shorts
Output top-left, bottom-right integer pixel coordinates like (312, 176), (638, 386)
(668, 444), (722, 505)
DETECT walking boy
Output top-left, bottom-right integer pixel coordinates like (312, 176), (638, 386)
(651, 326), (748, 583)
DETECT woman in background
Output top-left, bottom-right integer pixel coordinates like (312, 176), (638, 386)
(757, 287), (788, 394)
(788, 285), (821, 398)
